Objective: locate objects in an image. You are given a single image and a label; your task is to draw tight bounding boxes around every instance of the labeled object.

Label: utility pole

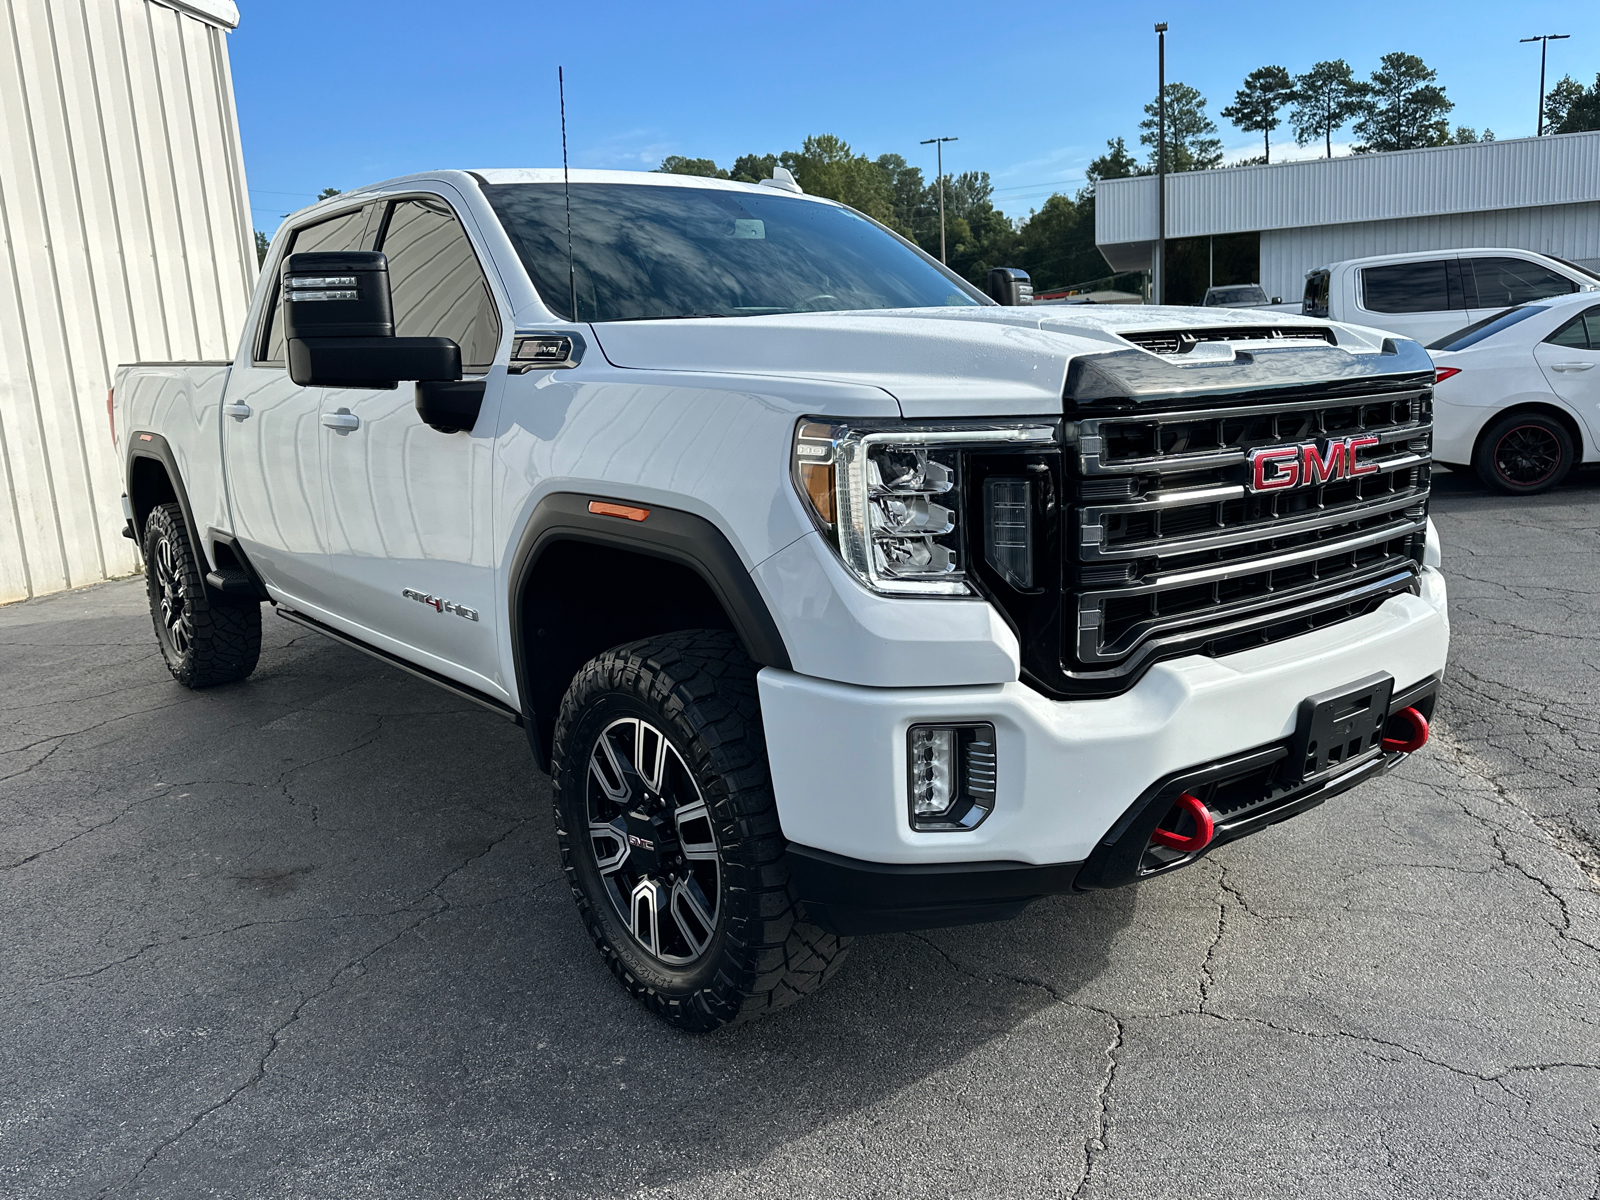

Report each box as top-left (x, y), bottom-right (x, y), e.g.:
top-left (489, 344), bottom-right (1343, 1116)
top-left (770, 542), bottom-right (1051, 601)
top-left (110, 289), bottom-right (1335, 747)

top-left (1520, 34), bottom-right (1570, 135)
top-left (920, 136), bottom-right (958, 263)
top-left (1154, 23), bottom-right (1167, 305)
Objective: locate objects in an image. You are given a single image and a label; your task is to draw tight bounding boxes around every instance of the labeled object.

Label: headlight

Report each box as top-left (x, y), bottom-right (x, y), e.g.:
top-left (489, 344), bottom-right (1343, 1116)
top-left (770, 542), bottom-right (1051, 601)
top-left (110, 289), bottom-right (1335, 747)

top-left (792, 419), bottom-right (1056, 597)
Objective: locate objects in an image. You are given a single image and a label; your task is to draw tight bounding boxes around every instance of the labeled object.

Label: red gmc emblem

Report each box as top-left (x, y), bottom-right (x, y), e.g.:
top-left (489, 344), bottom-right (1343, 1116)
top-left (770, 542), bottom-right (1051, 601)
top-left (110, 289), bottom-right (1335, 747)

top-left (1247, 436), bottom-right (1381, 492)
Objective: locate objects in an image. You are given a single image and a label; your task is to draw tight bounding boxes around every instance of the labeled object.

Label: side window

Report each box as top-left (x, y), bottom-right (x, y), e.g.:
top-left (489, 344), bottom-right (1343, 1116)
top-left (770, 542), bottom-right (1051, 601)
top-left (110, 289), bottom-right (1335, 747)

top-left (378, 198), bottom-right (501, 373)
top-left (1470, 258), bottom-right (1578, 309)
top-left (1546, 306), bottom-right (1600, 350)
top-left (257, 206), bottom-right (372, 363)
top-left (1360, 260), bottom-right (1467, 314)
top-left (1546, 314), bottom-right (1591, 349)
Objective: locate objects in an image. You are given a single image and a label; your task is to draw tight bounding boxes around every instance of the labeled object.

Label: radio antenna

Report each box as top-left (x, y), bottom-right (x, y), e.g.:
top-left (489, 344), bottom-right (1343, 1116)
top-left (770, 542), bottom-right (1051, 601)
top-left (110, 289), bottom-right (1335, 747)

top-left (559, 66), bottom-right (576, 321)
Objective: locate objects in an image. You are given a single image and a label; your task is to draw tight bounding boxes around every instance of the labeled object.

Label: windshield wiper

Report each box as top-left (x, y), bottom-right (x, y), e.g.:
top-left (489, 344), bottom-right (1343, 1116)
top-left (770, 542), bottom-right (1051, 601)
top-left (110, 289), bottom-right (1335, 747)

top-left (597, 312), bottom-right (739, 323)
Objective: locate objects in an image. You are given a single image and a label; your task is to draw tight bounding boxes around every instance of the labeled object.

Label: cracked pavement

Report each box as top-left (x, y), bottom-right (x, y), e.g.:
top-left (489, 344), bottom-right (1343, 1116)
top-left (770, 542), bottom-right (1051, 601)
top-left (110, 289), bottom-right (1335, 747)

top-left (3, 466), bottom-right (1599, 1199)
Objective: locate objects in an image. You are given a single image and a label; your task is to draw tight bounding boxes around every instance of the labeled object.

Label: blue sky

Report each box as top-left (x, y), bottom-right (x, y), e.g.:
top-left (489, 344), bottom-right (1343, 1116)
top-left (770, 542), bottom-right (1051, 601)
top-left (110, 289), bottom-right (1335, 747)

top-left (232, 0), bottom-right (1598, 234)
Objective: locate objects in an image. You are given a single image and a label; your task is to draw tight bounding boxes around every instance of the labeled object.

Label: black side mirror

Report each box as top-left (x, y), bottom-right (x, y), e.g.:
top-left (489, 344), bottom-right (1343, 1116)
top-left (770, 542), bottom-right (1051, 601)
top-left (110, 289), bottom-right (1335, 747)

top-left (283, 251), bottom-right (461, 389)
top-left (987, 267), bottom-right (1033, 306)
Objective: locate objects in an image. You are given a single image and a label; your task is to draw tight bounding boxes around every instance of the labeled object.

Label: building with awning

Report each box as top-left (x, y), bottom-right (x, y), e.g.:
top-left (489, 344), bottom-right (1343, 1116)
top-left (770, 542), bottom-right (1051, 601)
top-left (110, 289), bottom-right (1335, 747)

top-left (1094, 131), bottom-right (1600, 308)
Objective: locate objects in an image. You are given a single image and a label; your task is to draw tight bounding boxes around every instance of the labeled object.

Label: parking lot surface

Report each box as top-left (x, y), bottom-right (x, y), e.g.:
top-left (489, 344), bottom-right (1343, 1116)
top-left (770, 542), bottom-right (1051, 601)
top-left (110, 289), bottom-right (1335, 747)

top-left (3, 468), bottom-right (1598, 1199)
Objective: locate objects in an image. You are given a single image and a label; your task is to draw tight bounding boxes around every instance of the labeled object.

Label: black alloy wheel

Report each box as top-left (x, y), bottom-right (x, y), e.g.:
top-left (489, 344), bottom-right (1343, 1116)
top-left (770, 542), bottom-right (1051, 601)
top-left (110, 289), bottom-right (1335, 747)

top-left (142, 502), bottom-right (262, 688)
top-left (1474, 412), bottom-right (1575, 496)
top-left (550, 631), bottom-right (851, 1030)
top-left (586, 716), bottom-right (721, 964)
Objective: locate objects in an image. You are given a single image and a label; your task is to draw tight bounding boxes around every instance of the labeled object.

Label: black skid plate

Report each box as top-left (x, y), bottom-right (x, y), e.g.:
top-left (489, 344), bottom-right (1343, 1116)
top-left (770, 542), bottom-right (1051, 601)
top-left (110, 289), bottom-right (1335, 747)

top-left (1286, 671), bottom-right (1394, 784)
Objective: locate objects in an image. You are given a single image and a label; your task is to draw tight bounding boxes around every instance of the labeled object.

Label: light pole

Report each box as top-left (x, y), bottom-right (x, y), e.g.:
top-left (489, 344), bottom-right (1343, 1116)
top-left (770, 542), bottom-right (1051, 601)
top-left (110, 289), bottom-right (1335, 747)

top-left (1154, 22), bottom-right (1167, 305)
top-left (1520, 34), bottom-right (1570, 135)
top-left (920, 136), bottom-right (958, 263)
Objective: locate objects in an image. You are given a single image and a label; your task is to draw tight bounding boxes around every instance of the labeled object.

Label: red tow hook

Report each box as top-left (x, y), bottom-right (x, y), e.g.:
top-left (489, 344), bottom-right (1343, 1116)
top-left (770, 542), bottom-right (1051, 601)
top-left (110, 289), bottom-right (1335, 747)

top-left (1149, 791), bottom-right (1215, 854)
top-left (1382, 706), bottom-right (1430, 754)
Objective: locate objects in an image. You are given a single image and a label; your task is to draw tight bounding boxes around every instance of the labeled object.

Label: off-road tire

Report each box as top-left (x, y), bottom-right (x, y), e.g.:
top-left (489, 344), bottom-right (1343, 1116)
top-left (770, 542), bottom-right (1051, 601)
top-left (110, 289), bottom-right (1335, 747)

top-left (143, 502), bottom-right (261, 688)
top-left (1474, 412), bottom-right (1575, 495)
top-left (551, 630), bottom-right (851, 1031)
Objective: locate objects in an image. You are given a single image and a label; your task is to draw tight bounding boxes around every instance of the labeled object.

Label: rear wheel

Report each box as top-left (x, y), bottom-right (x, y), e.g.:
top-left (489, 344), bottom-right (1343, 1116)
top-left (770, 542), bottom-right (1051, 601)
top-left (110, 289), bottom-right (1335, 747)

top-left (143, 502), bottom-right (261, 688)
top-left (551, 630), bottom-right (850, 1030)
top-left (1474, 412), bottom-right (1575, 495)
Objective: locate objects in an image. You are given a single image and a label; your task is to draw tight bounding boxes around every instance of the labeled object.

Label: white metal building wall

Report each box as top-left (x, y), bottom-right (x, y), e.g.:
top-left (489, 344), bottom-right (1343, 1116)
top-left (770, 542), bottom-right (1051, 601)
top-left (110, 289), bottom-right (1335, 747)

top-left (1258, 201), bottom-right (1600, 305)
top-left (0, 0), bottom-right (252, 603)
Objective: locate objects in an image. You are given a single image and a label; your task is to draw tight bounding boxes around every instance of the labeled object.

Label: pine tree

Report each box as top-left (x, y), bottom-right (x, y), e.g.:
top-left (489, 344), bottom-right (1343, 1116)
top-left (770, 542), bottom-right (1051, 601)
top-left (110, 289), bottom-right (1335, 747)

top-left (1290, 60), bottom-right (1369, 158)
top-left (1221, 66), bottom-right (1295, 162)
top-left (1353, 52), bottom-right (1454, 152)
top-left (1139, 83), bottom-right (1223, 171)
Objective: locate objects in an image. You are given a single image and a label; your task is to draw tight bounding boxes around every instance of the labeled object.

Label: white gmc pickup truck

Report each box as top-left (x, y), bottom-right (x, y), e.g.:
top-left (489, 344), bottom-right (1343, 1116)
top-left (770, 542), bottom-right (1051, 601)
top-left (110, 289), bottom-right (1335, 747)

top-left (113, 168), bottom-right (1449, 1030)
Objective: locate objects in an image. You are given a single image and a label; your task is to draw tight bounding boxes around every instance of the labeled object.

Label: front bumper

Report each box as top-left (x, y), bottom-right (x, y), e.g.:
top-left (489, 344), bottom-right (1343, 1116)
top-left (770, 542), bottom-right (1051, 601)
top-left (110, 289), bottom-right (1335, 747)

top-left (762, 567), bottom-right (1449, 925)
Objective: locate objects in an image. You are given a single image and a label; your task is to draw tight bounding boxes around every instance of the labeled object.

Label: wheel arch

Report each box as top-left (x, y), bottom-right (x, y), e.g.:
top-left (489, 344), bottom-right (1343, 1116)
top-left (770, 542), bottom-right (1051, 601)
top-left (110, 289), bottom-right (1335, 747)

top-left (507, 493), bottom-right (792, 772)
top-left (126, 433), bottom-right (205, 566)
top-left (1470, 401), bottom-right (1587, 466)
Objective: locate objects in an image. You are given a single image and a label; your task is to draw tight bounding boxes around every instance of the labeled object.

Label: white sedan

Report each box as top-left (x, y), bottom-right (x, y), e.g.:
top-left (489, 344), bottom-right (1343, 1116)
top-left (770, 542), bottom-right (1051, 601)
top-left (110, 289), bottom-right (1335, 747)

top-left (1430, 290), bottom-right (1600, 494)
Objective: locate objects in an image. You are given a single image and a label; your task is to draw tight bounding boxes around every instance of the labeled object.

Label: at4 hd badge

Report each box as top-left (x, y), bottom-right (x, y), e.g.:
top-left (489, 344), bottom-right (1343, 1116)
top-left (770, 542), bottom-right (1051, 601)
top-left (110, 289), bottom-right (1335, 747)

top-left (1247, 435), bottom-right (1381, 492)
top-left (402, 588), bottom-right (479, 621)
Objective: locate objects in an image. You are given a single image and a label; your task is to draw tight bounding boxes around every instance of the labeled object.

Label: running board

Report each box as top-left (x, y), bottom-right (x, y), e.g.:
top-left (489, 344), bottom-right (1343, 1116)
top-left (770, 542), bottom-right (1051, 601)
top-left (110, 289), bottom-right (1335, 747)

top-left (276, 607), bottom-right (523, 725)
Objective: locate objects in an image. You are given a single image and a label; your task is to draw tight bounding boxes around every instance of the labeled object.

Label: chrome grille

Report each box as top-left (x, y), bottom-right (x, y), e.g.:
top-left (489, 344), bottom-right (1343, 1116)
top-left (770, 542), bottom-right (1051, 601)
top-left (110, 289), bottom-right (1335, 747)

top-left (1067, 388), bottom-right (1431, 668)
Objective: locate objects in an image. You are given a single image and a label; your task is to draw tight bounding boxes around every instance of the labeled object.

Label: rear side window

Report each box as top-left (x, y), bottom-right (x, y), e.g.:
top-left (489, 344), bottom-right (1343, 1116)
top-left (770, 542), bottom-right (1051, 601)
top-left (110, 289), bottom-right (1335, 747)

top-left (1303, 269), bottom-right (1330, 318)
top-left (1545, 306), bottom-right (1600, 350)
top-left (1361, 260), bottom-right (1468, 314)
top-left (379, 198), bottom-right (501, 373)
top-left (258, 206), bottom-right (372, 363)
top-left (1469, 257), bottom-right (1578, 309)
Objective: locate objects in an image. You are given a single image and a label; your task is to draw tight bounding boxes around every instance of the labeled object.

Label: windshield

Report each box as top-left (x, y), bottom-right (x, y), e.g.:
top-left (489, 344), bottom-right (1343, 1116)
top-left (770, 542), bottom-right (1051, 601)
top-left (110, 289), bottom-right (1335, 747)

top-left (482, 182), bottom-right (985, 322)
top-left (1427, 305), bottom-right (1548, 351)
top-left (1205, 286), bottom-right (1267, 305)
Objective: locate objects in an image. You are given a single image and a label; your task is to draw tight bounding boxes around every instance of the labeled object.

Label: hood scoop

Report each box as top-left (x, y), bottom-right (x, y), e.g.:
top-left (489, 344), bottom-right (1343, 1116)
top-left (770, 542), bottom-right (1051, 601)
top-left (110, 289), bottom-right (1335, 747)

top-left (1122, 326), bottom-right (1336, 356)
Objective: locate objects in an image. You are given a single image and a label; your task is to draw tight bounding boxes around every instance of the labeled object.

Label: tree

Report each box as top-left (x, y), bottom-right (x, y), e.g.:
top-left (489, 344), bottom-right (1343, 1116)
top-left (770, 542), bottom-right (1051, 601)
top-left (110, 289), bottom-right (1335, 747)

top-left (1086, 137), bottom-right (1141, 181)
top-left (1221, 66), bottom-right (1295, 162)
top-left (1545, 73), bottom-right (1600, 134)
top-left (254, 229), bottom-right (269, 266)
top-left (728, 153), bottom-right (778, 183)
top-left (1290, 60), bottom-right (1369, 158)
top-left (655, 156), bottom-right (727, 178)
top-left (874, 153), bottom-right (930, 240)
top-left (316, 187), bottom-right (342, 200)
top-left (780, 135), bottom-right (898, 227)
top-left (1354, 52), bottom-right (1453, 152)
top-left (1139, 82), bottom-right (1223, 171)
top-left (1450, 126), bottom-right (1493, 144)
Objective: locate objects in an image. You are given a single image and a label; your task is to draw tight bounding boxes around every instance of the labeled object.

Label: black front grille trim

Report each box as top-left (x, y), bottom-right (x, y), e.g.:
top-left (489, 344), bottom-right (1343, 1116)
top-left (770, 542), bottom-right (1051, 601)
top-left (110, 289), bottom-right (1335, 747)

top-left (1120, 326), bottom-right (1337, 356)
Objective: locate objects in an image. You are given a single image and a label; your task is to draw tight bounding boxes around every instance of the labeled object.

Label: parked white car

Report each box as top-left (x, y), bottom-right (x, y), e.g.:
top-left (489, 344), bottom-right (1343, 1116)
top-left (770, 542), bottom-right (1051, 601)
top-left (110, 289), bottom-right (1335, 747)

top-left (1430, 291), bottom-right (1600, 493)
top-left (1303, 248), bottom-right (1600, 347)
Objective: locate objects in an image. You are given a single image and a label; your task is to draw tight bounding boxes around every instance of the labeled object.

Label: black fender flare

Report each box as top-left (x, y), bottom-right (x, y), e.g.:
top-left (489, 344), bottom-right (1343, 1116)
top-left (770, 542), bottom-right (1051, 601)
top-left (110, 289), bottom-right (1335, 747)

top-left (507, 492), bottom-right (792, 769)
top-left (126, 432), bottom-right (207, 570)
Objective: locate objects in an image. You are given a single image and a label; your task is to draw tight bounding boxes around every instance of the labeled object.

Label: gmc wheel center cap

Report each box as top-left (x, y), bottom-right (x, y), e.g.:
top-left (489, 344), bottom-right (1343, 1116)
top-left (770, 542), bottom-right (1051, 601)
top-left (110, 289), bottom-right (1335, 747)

top-left (623, 800), bottom-right (678, 873)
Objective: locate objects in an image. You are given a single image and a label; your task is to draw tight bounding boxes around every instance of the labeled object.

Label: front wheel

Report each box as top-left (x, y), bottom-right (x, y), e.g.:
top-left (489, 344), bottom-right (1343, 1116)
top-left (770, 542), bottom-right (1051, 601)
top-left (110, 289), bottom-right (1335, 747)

top-left (551, 631), bottom-right (850, 1030)
top-left (143, 503), bottom-right (261, 688)
top-left (1473, 412), bottom-right (1575, 495)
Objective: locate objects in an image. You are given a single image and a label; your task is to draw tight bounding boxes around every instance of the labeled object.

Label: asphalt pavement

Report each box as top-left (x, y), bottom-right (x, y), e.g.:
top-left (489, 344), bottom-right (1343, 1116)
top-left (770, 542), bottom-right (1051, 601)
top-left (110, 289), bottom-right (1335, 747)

top-left (3, 466), bottom-right (1598, 1199)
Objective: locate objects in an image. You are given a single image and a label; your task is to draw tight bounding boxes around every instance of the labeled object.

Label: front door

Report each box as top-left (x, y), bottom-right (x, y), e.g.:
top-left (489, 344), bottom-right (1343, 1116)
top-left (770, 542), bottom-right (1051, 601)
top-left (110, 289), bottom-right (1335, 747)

top-left (319, 195), bottom-right (507, 697)
top-left (225, 205), bottom-right (373, 607)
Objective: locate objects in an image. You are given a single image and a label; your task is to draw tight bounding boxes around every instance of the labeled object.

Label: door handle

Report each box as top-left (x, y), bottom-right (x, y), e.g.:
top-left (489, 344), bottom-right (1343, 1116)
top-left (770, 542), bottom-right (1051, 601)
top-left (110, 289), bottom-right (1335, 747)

top-left (222, 402), bottom-right (252, 420)
top-left (1551, 362), bottom-right (1595, 372)
top-left (321, 408), bottom-right (361, 431)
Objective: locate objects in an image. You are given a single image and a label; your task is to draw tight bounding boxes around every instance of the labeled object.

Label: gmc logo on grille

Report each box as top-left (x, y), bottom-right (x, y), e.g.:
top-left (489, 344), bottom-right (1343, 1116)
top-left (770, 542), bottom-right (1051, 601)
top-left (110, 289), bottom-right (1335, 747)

top-left (1247, 436), bottom-right (1381, 492)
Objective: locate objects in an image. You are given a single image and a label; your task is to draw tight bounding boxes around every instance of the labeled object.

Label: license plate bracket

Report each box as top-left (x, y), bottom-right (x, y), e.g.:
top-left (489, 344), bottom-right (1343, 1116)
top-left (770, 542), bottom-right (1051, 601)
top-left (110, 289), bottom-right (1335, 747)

top-left (1285, 671), bottom-right (1394, 784)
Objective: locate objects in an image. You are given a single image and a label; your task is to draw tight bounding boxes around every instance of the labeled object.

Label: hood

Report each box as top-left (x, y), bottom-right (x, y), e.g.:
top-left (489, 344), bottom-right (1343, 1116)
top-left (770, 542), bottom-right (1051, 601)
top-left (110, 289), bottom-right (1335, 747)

top-left (589, 308), bottom-right (1127, 418)
top-left (586, 305), bottom-right (1397, 418)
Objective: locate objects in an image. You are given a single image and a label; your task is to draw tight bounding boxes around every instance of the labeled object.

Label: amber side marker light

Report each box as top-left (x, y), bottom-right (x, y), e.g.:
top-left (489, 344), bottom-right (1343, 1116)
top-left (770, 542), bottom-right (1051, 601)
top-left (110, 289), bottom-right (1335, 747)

top-left (588, 500), bottom-right (650, 522)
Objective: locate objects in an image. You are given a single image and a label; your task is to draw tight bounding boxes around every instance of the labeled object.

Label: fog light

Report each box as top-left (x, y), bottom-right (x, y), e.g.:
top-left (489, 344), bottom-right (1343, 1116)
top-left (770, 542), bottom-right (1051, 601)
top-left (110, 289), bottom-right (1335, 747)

top-left (907, 723), bottom-right (996, 831)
